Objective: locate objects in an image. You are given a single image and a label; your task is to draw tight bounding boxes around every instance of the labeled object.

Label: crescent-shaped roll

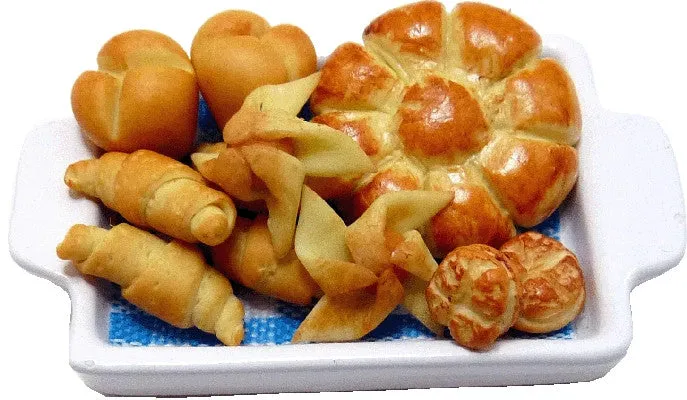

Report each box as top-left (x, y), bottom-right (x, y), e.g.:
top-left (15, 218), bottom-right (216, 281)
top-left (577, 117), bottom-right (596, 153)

top-left (56, 223), bottom-right (244, 346)
top-left (211, 216), bottom-right (319, 306)
top-left (65, 149), bottom-right (236, 246)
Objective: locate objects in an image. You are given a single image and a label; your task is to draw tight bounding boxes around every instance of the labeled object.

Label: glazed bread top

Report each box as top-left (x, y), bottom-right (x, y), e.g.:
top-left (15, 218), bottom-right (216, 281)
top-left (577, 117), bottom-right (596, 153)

top-left (71, 30), bottom-right (199, 159)
top-left (311, 1), bottom-right (581, 257)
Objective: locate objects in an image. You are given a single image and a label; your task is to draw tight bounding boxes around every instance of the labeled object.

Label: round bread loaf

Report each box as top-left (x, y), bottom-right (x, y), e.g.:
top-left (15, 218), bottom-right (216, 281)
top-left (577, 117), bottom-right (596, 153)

top-left (71, 30), bottom-right (199, 159)
top-left (191, 10), bottom-right (318, 130)
top-left (425, 244), bottom-right (521, 350)
top-left (310, 1), bottom-right (581, 257)
top-left (500, 232), bottom-right (585, 333)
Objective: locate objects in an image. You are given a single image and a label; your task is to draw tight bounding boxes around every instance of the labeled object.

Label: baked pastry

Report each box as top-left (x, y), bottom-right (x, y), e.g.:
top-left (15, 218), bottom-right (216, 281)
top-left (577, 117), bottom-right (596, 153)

top-left (310, 1), bottom-right (581, 257)
top-left (292, 186), bottom-right (452, 342)
top-left (426, 244), bottom-right (522, 350)
top-left (65, 150), bottom-right (236, 246)
top-left (500, 232), bottom-right (585, 333)
top-left (212, 215), bottom-right (320, 306)
top-left (56, 223), bottom-right (244, 346)
top-left (191, 10), bottom-right (317, 129)
top-left (71, 30), bottom-right (198, 159)
top-left (192, 74), bottom-right (372, 257)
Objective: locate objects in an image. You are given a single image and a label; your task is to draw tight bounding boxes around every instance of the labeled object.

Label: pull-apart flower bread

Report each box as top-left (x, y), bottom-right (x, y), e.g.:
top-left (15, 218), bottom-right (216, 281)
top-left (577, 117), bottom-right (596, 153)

top-left (191, 74), bottom-right (373, 259)
top-left (292, 186), bottom-right (453, 342)
top-left (311, 1), bottom-right (581, 257)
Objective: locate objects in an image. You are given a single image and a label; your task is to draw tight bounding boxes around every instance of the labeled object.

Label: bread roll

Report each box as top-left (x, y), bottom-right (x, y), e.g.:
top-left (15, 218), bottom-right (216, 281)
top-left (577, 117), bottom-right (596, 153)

top-left (310, 1), bottom-right (581, 257)
top-left (191, 10), bottom-right (317, 129)
top-left (71, 30), bottom-right (198, 159)
top-left (425, 244), bottom-right (522, 350)
top-left (64, 150), bottom-right (236, 246)
top-left (57, 223), bottom-right (244, 346)
top-left (500, 232), bottom-right (586, 333)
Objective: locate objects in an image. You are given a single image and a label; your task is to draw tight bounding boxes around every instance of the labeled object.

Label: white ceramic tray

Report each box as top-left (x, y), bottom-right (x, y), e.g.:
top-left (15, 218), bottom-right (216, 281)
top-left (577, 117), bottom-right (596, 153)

top-left (8, 36), bottom-right (686, 396)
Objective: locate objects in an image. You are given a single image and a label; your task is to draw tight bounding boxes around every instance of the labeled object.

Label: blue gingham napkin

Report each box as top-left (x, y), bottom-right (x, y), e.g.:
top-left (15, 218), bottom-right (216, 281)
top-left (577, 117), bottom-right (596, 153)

top-left (108, 99), bottom-right (574, 347)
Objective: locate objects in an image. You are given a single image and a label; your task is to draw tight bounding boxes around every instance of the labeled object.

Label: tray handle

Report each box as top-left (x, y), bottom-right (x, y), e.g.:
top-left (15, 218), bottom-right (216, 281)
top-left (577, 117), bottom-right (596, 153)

top-left (583, 111), bottom-right (686, 289)
top-left (9, 120), bottom-right (102, 291)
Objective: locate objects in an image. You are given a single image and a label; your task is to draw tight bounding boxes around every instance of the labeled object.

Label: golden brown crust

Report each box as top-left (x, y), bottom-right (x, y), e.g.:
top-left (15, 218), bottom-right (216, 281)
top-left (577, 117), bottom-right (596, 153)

top-left (56, 223), bottom-right (244, 345)
top-left (64, 150), bottom-right (236, 246)
top-left (479, 135), bottom-right (578, 227)
top-left (426, 168), bottom-right (516, 256)
top-left (191, 10), bottom-right (317, 129)
top-left (364, 1), bottom-right (444, 60)
top-left (425, 244), bottom-right (521, 350)
top-left (313, 2), bottom-right (579, 254)
top-left (71, 30), bottom-right (198, 159)
top-left (451, 2), bottom-right (541, 79)
top-left (212, 216), bottom-right (318, 305)
top-left (500, 232), bottom-right (585, 333)
top-left (398, 75), bottom-right (490, 159)
top-left (310, 43), bottom-right (404, 114)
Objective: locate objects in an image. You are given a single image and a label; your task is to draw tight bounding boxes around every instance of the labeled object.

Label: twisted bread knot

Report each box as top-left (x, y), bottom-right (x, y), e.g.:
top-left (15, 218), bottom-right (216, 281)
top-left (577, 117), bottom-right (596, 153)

top-left (311, 1), bottom-right (581, 257)
top-left (71, 30), bottom-right (198, 159)
top-left (191, 10), bottom-right (318, 129)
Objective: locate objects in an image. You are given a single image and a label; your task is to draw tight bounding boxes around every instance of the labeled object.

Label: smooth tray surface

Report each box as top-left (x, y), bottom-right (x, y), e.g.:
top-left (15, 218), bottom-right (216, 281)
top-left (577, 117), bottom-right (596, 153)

top-left (9, 36), bottom-right (686, 396)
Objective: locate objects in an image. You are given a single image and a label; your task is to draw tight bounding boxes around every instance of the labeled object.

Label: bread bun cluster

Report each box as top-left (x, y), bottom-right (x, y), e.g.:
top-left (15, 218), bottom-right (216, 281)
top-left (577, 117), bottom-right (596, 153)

top-left (71, 12), bottom-right (317, 159)
top-left (426, 231), bottom-right (586, 350)
top-left (310, 1), bottom-right (581, 257)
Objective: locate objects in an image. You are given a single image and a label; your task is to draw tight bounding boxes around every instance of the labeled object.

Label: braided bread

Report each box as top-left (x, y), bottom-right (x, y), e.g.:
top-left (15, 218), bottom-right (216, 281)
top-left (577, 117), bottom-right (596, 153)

top-left (310, 1), bottom-right (580, 257)
top-left (71, 30), bottom-right (198, 159)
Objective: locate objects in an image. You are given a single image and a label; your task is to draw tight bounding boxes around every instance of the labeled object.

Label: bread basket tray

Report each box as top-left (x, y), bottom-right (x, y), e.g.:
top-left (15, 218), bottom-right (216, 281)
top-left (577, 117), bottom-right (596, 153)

top-left (8, 35), bottom-right (686, 396)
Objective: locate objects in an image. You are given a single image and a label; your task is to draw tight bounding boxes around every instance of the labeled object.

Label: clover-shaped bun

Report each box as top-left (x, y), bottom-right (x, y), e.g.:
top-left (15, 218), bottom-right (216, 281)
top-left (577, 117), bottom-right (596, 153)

top-left (311, 1), bottom-right (581, 257)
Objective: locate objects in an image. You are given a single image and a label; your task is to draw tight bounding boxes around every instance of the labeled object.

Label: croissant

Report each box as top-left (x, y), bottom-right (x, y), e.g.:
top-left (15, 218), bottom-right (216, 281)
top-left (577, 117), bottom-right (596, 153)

top-left (65, 149), bottom-right (237, 246)
top-left (310, 1), bottom-right (580, 257)
top-left (56, 223), bottom-right (244, 346)
top-left (211, 215), bottom-right (320, 306)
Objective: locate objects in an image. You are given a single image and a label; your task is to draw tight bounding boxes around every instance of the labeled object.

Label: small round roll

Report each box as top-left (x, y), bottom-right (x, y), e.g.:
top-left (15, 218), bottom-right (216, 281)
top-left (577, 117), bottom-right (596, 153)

top-left (71, 30), bottom-right (198, 159)
top-left (191, 10), bottom-right (317, 129)
top-left (500, 232), bottom-right (585, 333)
top-left (426, 244), bottom-right (521, 350)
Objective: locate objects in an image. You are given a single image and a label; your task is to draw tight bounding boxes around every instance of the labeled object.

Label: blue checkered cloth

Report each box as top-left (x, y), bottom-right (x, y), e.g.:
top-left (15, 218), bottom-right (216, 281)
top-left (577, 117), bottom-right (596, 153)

top-left (108, 98), bottom-right (574, 347)
top-left (109, 210), bottom-right (572, 347)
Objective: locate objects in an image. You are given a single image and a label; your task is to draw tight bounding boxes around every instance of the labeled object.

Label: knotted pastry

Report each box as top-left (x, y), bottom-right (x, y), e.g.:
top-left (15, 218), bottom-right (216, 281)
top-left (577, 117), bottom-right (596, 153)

top-left (192, 74), bottom-right (372, 258)
top-left (425, 244), bottom-right (522, 350)
top-left (71, 30), bottom-right (198, 159)
top-left (56, 223), bottom-right (244, 346)
top-left (291, 186), bottom-right (452, 342)
top-left (310, 1), bottom-right (581, 257)
top-left (65, 149), bottom-right (236, 246)
top-left (191, 10), bottom-right (317, 129)
top-left (500, 232), bottom-right (585, 333)
top-left (212, 215), bottom-right (320, 306)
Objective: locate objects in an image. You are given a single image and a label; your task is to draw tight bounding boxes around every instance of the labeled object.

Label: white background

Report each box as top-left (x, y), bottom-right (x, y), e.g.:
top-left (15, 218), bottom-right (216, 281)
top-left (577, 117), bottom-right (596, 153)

top-left (1, 0), bottom-right (686, 398)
